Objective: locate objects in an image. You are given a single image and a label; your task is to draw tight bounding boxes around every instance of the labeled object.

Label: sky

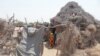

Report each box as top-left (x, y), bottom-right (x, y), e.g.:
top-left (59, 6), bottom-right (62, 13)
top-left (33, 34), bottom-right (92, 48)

top-left (0, 0), bottom-right (100, 23)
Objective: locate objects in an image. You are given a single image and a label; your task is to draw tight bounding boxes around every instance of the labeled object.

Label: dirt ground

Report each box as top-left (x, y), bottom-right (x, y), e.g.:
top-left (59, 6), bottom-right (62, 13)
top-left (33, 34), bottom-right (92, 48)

top-left (42, 43), bottom-right (100, 56)
top-left (42, 43), bottom-right (57, 56)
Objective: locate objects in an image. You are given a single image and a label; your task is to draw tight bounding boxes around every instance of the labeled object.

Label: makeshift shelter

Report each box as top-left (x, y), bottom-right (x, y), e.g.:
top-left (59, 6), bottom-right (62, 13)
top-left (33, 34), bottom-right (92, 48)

top-left (50, 1), bottom-right (100, 56)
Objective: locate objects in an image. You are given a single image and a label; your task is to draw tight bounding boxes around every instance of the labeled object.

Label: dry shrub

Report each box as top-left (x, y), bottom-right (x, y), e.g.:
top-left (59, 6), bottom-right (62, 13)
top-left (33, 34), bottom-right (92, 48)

top-left (57, 22), bottom-right (81, 56)
top-left (72, 43), bottom-right (100, 56)
top-left (0, 19), bottom-right (6, 32)
top-left (80, 24), bottom-right (97, 49)
top-left (86, 43), bottom-right (100, 56)
top-left (56, 22), bottom-right (99, 56)
top-left (0, 19), bottom-right (16, 55)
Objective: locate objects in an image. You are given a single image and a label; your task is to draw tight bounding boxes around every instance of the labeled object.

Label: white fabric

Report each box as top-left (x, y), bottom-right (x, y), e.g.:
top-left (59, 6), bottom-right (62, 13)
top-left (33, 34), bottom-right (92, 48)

top-left (28, 27), bottom-right (38, 34)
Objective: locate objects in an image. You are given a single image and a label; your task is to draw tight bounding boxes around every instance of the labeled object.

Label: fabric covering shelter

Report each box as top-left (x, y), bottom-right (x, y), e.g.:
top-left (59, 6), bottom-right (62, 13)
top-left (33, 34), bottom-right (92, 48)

top-left (16, 26), bottom-right (46, 56)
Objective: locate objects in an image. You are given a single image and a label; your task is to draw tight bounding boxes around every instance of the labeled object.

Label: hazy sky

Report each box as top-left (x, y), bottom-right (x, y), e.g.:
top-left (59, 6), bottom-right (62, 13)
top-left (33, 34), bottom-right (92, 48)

top-left (0, 0), bottom-right (100, 23)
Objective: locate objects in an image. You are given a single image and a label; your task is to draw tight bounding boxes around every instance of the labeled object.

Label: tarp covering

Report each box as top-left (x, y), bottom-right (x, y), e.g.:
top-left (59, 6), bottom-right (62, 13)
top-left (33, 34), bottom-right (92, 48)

top-left (16, 26), bottom-right (45, 56)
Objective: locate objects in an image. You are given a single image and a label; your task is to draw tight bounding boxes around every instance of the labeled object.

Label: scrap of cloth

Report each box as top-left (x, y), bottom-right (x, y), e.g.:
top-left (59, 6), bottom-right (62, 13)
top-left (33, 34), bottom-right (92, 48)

top-left (16, 26), bottom-right (46, 56)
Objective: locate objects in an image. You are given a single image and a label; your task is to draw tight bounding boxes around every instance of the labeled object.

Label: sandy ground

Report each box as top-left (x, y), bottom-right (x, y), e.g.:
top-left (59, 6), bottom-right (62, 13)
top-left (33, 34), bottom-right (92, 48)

top-left (42, 43), bottom-right (57, 56)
